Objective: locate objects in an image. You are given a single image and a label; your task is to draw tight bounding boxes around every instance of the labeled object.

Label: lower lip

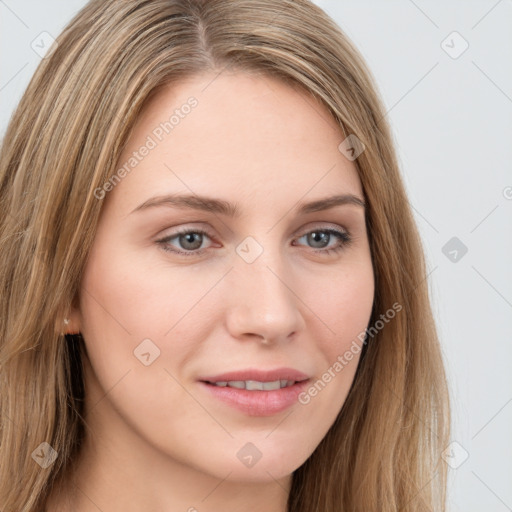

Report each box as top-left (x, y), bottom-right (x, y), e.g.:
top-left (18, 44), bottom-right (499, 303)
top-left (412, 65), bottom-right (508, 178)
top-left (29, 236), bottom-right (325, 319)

top-left (198, 380), bottom-right (310, 416)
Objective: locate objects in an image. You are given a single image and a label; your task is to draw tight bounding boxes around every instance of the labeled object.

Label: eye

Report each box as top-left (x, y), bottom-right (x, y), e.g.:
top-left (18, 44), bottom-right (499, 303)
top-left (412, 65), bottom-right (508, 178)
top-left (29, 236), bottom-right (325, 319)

top-left (156, 228), bottom-right (214, 256)
top-left (293, 228), bottom-right (352, 255)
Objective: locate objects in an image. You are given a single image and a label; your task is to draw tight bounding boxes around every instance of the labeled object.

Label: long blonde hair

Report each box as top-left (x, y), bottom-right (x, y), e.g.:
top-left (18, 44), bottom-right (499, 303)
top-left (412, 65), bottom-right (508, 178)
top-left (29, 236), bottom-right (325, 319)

top-left (0, 0), bottom-right (450, 510)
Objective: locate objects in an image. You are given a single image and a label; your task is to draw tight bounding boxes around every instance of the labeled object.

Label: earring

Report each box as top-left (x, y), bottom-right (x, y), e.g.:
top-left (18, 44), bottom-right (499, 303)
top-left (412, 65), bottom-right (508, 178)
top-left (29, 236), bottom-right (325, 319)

top-left (62, 317), bottom-right (79, 336)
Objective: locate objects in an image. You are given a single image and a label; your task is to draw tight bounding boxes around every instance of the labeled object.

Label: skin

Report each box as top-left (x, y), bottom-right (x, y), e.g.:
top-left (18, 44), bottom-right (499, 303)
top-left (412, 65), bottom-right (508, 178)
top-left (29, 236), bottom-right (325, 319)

top-left (50, 71), bottom-right (375, 512)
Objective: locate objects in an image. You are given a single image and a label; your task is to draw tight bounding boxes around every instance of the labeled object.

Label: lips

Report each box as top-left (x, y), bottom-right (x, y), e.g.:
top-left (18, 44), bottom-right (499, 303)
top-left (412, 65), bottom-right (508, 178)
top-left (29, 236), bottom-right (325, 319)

top-left (198, 367), bottom-right (311, 416)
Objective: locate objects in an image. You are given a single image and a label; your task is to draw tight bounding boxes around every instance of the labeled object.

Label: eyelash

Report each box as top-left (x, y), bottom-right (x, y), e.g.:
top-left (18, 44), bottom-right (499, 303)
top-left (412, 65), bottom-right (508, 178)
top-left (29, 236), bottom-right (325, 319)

top-left (156, 226), bottom-right (353, 257)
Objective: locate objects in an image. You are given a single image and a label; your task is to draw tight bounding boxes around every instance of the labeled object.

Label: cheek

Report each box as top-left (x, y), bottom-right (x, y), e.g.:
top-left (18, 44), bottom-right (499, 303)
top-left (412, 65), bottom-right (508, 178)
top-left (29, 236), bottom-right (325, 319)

top-left (79, 235), bottom-right (219, 340)
top-left (309, 258), bottom-right (375, 354)
top-left (76, 238), bottom-right (214, 434)
top-left (76, 236), bottom-right (226, 408)
top-left (294, 258), bottom-right (374, 406)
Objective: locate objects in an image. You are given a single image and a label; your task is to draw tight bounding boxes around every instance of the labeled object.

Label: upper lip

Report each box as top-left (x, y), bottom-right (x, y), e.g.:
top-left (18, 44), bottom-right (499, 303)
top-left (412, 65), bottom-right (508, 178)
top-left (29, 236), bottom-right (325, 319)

top-left (199, 367), bottom-right (310, 383)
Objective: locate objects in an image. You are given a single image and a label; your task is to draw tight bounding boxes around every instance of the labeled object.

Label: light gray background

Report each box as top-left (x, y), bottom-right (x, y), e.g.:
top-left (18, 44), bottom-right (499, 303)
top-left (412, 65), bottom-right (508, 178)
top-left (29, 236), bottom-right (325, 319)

top-left (1, 1), bottom-right (511, 510)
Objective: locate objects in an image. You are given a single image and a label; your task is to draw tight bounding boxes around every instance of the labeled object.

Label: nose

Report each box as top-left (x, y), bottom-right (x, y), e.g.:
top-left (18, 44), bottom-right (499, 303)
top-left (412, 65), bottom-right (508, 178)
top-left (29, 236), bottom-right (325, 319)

top-left (224, 249), bottom-right (305, 345)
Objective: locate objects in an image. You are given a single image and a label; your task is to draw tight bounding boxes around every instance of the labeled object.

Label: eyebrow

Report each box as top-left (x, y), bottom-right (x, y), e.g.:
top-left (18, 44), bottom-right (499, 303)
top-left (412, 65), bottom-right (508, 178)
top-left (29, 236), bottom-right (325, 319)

top-left (130, 192), bottom-right (366, 216)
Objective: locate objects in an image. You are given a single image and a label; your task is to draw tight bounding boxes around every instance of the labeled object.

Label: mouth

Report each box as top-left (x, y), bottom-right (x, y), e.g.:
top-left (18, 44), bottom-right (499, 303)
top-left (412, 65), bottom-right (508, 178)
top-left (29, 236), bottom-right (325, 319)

top-left (197, 368), bottom-right (311, 416)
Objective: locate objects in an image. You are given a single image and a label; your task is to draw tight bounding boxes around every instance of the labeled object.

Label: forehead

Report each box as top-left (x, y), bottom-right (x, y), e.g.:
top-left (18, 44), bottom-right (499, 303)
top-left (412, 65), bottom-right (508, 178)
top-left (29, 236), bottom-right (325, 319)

top-left (109, 71), bottom-right (363, 212)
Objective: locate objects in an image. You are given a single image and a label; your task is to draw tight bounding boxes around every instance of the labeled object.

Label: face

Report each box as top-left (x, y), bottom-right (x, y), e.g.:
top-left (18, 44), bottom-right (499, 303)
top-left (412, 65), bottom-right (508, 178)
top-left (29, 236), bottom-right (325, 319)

top-left (70, 71), bottom-right (374, 483)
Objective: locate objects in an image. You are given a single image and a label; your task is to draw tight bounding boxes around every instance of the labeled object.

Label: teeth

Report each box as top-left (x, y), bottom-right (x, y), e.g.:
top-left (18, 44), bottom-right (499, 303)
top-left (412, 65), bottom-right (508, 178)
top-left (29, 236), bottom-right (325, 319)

top-left (246, 380), bottom-right (265, 390)
top-left (262, 381), bottom-right (281, 391)
top-left (227, 380), bottom-right (245, 389)
top-left (211, 380), bottom-right (296, 390)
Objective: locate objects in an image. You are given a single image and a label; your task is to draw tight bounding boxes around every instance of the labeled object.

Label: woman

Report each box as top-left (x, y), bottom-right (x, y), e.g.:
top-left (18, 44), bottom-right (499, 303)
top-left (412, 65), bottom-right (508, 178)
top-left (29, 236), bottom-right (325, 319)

top-left (0, 0), bottom-right (450, 510)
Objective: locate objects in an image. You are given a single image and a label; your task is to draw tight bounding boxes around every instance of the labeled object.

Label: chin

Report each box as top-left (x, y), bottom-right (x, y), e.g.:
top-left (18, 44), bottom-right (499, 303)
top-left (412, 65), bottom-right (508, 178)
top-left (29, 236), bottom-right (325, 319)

top-left (216, 443), bottom-right (310, 483)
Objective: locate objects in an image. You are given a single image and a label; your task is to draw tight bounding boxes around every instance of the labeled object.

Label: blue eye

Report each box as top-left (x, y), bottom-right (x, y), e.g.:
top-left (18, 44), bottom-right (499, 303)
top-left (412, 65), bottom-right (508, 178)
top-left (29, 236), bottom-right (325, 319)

top-left (293, 228), bottom-right (352, 255)
top-left (156, 227), bottom-right (352, 257)
top-left (157, 229), bottom-right (212, 256)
